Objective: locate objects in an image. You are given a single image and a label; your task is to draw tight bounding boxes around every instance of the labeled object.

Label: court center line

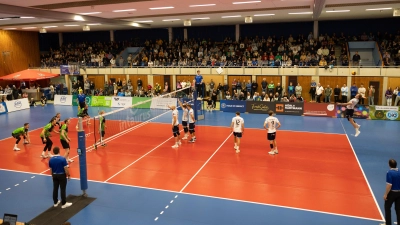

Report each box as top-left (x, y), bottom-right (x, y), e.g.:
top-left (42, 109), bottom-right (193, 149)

top-left (179, 132), bottom-right (233, 193)
top-left (339, 118), bottom-right (385, 221)
top-left (103, 130), bottom-right (184, 183)
top-left (0, 168), bottom-right (383, 222)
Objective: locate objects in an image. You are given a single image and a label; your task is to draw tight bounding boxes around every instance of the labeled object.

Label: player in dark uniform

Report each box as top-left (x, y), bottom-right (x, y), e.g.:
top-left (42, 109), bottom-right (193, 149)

top-left (50, 113), bottom-right (62, 130)
top-left (96, 110), bottom-right (107, 147)
top-left (60, 119), bottom-right (73, 163)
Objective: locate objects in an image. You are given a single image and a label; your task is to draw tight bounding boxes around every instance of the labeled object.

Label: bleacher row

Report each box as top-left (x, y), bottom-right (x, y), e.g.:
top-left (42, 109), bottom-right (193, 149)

top-left (39, 31), bottom-right (400, 68)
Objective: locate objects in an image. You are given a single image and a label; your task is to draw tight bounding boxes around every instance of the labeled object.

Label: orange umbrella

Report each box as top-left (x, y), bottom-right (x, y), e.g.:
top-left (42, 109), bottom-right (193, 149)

top-left (0, 69), bottom-right (59, 81)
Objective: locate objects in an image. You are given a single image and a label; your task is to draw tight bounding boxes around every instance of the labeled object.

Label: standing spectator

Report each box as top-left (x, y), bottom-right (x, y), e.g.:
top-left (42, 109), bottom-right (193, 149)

top-left (41, 93), bottom-right (47, 106)
top-left (84, 80), bottom-right (90, 95)
top-left (309, 80), bottom-right (317, 102)
top-left (276, 83), bottom-right (283, 99)
top-left (288, 82), bottom-right (295, 97)
top-left (386, 87), bottom-right (393, 106)
top-left (334, 85), bottom-right (341, 103)
top-left (350, 83), bottom-right (358, 99)
top-left (137, 78), bottom-right (143, 91)
top-left (205, 82), bottom-right (210, 97)
top-left (341, 84), bottom-right (348, 103)
top-left (117, 78), bottom-right (122, 93)
top-left (210, 79), bottom-right (215, 95)
top-left (261, 78), bottom-right (267, 93)
top-left (246, 80), bottom-right (251, 96)
top-left (164, 82), bottom-right (169, 93)
top-left (315, 83), bottom-right (324, 103)
top-left (352, 51), bottom-right (361, 66)
top-left (176, 80), bottom-right (182, 90)
top-left (12, 85), bottom-right (19, 100)
top-left (251, 80), bottom-right (258, 97)
top-left (267, 81), bottom-right (275, 95)
top-left (358, 84), bottom-right (366, 105)
top-left (295, 83), bottom-right (302, 98)
top-left (217, 83), bottom-right (223, 100)
top-left (5, 85), bottom-right (12, 101)
top-left (118, 56), bottom-right (124, 67)
top-left (368, 85), bottom-right (375, 105)
top-left (324, 85), bottom-right (332, 103)
top-left (50, 84), bottom-right (55, 100)
top-left (393, 87), bottom-right (399, 106)
top-left (49, 147), bottom-right (72, 209)
top-left (383, 159), bottom-right (400, 225)
top-left (90, 81), bottom-right (95, 96)
top-left (236, 80), bottom-right (242, 95)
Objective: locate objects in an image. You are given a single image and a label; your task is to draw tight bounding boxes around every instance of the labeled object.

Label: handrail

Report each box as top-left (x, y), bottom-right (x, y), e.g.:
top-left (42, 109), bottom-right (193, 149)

top-left (347, 42), bottom-right (351, 68)
top-left (376, 41), bottom-right (384, 66)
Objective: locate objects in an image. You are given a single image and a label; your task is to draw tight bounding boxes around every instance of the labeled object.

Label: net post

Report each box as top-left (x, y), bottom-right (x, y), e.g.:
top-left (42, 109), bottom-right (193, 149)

top-left (77, 117), bottom-right (88, 197)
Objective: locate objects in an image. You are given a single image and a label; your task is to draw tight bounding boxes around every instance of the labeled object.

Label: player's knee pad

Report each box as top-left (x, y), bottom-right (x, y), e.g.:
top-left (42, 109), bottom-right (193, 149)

top-left (184, 127), bottom-right (188, 133)
top-left (173, 133), bottom-right (178, 137)
top-left (346, 116), bottom-right (350, 121)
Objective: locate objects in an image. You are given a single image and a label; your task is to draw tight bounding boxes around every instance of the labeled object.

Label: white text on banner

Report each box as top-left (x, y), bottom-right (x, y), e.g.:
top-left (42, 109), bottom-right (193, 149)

top-left (6, 98), bottom-right (30, 112)
top-left (111, 97), bottom-right (133, 108)
top-left (54, 95), bottom-right (73, 106)
top-left (150, 98), bottom-right (177, 109)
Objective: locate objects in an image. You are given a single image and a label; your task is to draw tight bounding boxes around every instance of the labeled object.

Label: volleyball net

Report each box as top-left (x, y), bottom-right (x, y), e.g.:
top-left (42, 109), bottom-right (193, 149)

top-left (88, 87), bottom-right (196, 149)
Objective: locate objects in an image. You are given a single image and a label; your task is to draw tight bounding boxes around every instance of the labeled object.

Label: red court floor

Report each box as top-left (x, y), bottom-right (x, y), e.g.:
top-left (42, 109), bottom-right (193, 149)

top-left (0, 122), bottom-right (381, 220)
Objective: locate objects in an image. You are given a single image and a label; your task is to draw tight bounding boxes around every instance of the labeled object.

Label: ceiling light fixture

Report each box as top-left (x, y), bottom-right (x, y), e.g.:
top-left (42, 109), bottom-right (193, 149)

top-left (83, 25), bottom-right (90, 31)
top-left (20, 17), bottom-right (35, 19)
top-left (254, 14), bottom-right (275, 16)
top-left (162, 19), bottom-right (180, 21)
top-left (326, 10), bottom-right (350, 13)
top-left (78, 12), bottom-right (102, 15)
top-left (134, 20), bottom-right (153, 23)
top-left (64, 25), bottom-right (80, 27)
top-left (221, 15), bottom-right (242, 18)
top-left (184, 20), bottom-right (191, 26)
top-left (43, 26), bottom-right (58, 28)
top-left (39, 28), bottom-right (47, 33)
top-left (74, 15), bottom-right (84, 21)
top-left (366, 8), bottom-right (392, 11)
top-left (189, 4), bottom-right (216, 7)
top-left (87, 23), bottom-right (101, 26)
top-left (22, 27), bottom-right (37, 29)
top-left (191, 17), bottom-right (210, 20)
top-left (112, 9), bottom-right (136, 12)
top-left (288, 12), bottom-right (313, 14)
top-left (245, 16), bottom-right (253, 23)
top-left (233, 1), bottom-right (261, 4)
top-left (150, 6), bottom-right (174, 10)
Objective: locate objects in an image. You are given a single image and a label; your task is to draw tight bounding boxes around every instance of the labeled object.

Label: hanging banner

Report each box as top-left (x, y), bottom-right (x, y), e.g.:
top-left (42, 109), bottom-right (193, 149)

top-left (91, 96), bottom-right (112, 107)
top-left (369, 106), bottom-right (400, 121)
top-left (336, 105), bottom-right (369, 119)
top-left (303, 102), bottom-right (336, 117)
top-left (246, 102), bottom-right (303, 115)
top-left (54, 95), bottom-right (73, 106)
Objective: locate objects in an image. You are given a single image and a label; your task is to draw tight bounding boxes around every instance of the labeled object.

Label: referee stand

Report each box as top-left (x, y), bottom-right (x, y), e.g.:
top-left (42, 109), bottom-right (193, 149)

top-left (193, 90), bottom-right (204, 121)
top-left (77, 117), bottom-right (88, 197)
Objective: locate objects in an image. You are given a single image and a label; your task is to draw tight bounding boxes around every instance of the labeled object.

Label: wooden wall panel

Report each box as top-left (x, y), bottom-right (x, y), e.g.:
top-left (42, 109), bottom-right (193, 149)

top-left (129, 75), bottom-right (148, 90)
top-left (0, 31), bottom-right (40, 87)
top-left (153, 75), bottom-right (165, 88)
top-left (296, 76), bottom-right (312, 102)
top-left (319, 76), bottom-right (347, 102)
top-left (87, 75), bottom-right (105, 90)
top-left (202, 75), bottom-right (224, 87)
top-left (351, 76), bottom-right (383, 105)
top-left (255, 76), bottom-right (282, 94)
top-left (107, 75), bottom-right (127, 85)
top-left (176, 75), bottom-right (195, 84)
top-left (388, 77), bottom-right (400, 90)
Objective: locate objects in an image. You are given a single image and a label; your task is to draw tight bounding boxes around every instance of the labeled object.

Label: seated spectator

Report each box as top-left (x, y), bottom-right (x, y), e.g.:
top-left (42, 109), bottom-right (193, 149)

top-left (29, 98), bottom-right (36, 106)
top-left (383, 52), bottom-right (391, 66)
top-left (225, 91), bottom-right (231, 100)
top-left (125, 90), bottom-right (131, 97)
top-left (22, 92), bottom-right (28, 98)
top-left (40, 93), bottom-right (47, 105)
top-left (341, 54), bottom-right (349, 66)
top-left (289, 94), bottom-right (297, 102)
top-left (117, 91), bottom-right (125, 96)
top-left (319, 58), bottom-right (327, 67)
top-left (297, 95), bottom-right (304, 102)
top-left (263, 93), bottom-right (273, 102)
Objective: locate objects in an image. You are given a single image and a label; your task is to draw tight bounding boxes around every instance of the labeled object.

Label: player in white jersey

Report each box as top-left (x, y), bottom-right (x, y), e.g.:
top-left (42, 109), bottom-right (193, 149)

top-left (263, 110), bottom-right (281, 155)
top-left (187, 104), bottom-right (196, 143)
top-left (167, 105), bottom-right (181, 148)
top-left (178, 99), bottom-right (189, 140)
top-left (231, 112), bottom-right (244, 153)
top-left (337, 94), bottom-right (361, 137)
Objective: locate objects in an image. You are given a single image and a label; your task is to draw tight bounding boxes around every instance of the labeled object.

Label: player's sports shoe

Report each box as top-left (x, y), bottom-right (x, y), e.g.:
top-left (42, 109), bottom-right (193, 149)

top-left (172, 144), bottom-right (179, 148)
top-left (357, 124), bottom-right (361, 129)
top-left (234, 146), bottom-right (238, 150)
top-left (182, 136), bottom-right (188, 140)
top-left (188, 139), bottom-right (195, 143)
top-left (235, 149), bottom-right (240, 153)
top-left (178, 141), bottom-right (182, 146)
top-left (268, 150), bottom-right (275, 155)
top-left (54, 200), bottom-right (61, 207)
top-left (355, 130), bottom-right (361, 137)
top-left (61, 202), bottom-right (72, 209)
top-left (48, 153), bottom-right (54, 158)
top-left (41, 153), bottom-right (48, 158)
top-left (274, 150), bottom-right (279, 154)
top-left (13, 147), bottom-right (20, 151)
top-left (24, 140), bottom-right (29, 144)
top-left (68, 159), bottom-right (74, 163)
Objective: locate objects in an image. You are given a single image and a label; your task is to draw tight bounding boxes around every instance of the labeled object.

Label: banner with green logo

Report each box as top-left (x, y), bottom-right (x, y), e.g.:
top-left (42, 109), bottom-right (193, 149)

top-left (72, 95), bottom-right (92, 106)
top-left (132, 97), bottom-right (151, 108)
top-left (369, 106), bottom-right (400, 121)
top-left (91, 96), bottom-right (112, 107)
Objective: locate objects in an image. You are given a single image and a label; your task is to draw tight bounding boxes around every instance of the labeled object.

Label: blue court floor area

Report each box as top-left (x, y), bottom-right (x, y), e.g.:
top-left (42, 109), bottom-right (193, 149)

top-left (0, 104), bottom-right (399, 225)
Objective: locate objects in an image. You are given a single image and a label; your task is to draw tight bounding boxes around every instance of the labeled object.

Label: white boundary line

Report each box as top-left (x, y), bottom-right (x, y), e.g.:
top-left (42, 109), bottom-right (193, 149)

top-left (180, 133), bottom-right (232, 192)
top-left (0, 167), bottom-right (384, 222)
top-left (103, 134), bottom-right (177, 182)
top-left (339, 118), bottom-right (385, 221)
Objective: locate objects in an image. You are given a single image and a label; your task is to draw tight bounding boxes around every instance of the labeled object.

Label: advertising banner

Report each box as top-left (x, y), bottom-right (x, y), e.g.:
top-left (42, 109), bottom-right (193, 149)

top-left (303, 103), bottom-right (336, 117)
top-left (5, 98), bottom-right (30, 113)
top-left (150, 97), bottom-right (177, 109)
top-left (54, 95), bottom-right (73, 106)
top-left (220, 100), bottom-right (246, 113)
top-left (60, 64), bottom-right (80, 75)
top-left (72, 95), bottom-right (92, 107)
top-left (336, 105), bottom-right (369, 119)
top-left (91, 96), bottom-right (112, 107)
top-left (111, 97), bottom-right (133, 108)
top-left (132, 97), bottom-right (151, 108)
top-left (246, 102), bottom-right (303, 115)
top-left (0, 102), bottom-right (7, 114)
top-left (369, 106), bottom-right (400, 121)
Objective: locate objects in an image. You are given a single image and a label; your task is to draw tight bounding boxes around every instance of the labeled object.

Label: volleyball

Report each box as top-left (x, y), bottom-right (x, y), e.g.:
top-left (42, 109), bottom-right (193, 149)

top-left (351, 71), bottom-right (356, 75)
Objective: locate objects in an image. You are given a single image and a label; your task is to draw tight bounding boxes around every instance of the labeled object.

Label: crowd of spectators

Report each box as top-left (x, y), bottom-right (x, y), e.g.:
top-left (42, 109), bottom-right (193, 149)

top-left (38, 31), bottom-right (400, 69)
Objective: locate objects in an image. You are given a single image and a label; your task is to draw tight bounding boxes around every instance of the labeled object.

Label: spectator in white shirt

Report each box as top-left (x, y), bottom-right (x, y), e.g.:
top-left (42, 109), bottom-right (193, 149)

top-left (315, 83), bottom-right (324, 103)
top-left (341, 84), bottom-right (348, 103)
top-left (358, 84), bottom-right (366, 105)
